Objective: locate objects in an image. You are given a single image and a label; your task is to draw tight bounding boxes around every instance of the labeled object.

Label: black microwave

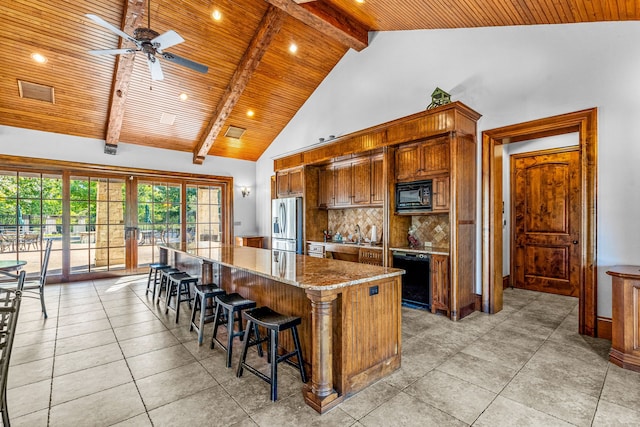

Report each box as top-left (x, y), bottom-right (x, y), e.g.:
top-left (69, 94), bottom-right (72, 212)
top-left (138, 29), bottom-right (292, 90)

top-left (395, 180), bottom-right (432, 212)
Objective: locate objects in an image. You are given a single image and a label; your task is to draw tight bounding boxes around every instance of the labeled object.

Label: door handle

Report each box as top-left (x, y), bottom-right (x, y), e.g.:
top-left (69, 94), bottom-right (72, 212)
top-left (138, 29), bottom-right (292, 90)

top-left (572, 240), bottom-right (578, 245)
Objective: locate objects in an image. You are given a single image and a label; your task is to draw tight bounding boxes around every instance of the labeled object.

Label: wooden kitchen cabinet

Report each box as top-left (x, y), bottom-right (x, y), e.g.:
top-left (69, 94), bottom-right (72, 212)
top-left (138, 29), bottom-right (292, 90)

top-left (307, 242), bottom-right (325, 258)
top-left (333, 163), bottom-right (353, 206)
top-left (352, 158), bottom-right (371, 205)
top-left (432, 175), bottom-right (450, 212)
top-left (235, 236), bottom-right (264, 248)
top-left (607, 266), bottom-right (640, 372)
top-left (371, 154), bottom-right (384, 205)
top-left (430, 254), bottom-right (450, 317)
top-left (317, 153), bottom-right (383, 208)
top-left (395, 137), bottom-right (450, 182)
top-left (318, 165), bottom-right (334, 208)
top-left (276, 167), bottom-right (303, 197)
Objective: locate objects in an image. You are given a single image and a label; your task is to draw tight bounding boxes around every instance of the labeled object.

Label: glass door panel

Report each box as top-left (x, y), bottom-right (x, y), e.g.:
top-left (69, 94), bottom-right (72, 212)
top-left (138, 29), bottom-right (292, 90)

top-left (186, 184), bottom-right (223, 258)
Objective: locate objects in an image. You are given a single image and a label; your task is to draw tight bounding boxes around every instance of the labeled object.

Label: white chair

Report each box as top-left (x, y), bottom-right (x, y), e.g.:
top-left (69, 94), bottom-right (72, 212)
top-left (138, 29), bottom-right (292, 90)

top-left (21, 238), bottom-right (53, 319)
top-left (0, 270), bottom-right (25, 426)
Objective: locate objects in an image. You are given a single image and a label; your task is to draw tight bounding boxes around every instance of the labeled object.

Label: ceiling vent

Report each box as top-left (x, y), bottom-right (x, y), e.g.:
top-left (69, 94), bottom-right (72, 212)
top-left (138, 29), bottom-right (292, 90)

top-left (17, 80), bottom-right (55, 103)
top-left (224, 125), bottom-right (246, 139)
top-left (159, 112), bottom-right (176, 125)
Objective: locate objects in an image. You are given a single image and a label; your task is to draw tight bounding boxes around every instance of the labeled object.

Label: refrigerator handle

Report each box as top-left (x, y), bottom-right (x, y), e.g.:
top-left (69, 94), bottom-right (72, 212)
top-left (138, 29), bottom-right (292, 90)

top-left (279, 202), bottom-right (286, 234)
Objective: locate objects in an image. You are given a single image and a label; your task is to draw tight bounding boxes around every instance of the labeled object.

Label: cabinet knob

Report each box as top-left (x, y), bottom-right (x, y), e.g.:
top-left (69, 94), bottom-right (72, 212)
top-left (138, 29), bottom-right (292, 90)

top-left (573, 240), bottom-right (578, 245)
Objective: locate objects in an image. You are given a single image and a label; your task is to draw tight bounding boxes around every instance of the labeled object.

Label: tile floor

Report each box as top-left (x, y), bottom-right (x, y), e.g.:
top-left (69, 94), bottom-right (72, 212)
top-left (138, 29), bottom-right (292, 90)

top-left (6, 275), bottom-right (640, 426)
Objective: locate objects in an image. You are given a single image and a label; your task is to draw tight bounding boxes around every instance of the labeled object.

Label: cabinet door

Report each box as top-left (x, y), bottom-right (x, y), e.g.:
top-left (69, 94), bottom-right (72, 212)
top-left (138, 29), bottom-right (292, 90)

top-left (421, 137), bottom-right (449, 175)
top-left (276, 171), bottom-right (290, 198)
top-left (371, 154), bottom-right (384, 205)
top-left (288, 168), bottom-right (304, 196)
top-left (430, 254), bottom-right (450, 317)
top-left (352, 158), bottom-right (371, 205)
top-left (318, 166), bottom-right (334, 208)
top-left (432, 176), bottom-right (450, 212)
top-left (334, 163), bottom-right (353, 206)
top-left (395, 142), bottom-right (421, 181)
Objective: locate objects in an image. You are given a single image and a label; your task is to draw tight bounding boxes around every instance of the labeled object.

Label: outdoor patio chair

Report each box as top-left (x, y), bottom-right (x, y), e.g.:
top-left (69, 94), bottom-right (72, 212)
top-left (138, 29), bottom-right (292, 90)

top-left (0, 270), bottom-right (25, 426)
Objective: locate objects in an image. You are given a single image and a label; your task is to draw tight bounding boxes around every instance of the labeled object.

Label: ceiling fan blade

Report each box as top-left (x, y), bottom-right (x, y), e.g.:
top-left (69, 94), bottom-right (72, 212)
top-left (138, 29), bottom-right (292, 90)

top-left (89, 48), bottom-right (137, 56)
top-left (85, 14), bottom-right (139, 46)
top-left (147, 56), bottom-right (164, 81)
top-left (161, 52), bottom-right (208, 74)
top-left (151, 30), bottom-right (184, 51)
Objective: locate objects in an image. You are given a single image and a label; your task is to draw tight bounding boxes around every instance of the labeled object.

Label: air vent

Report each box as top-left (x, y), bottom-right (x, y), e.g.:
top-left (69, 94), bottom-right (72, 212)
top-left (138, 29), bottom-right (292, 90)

top-left (17, 80), bottom-right (55, 103)
top-left (224, 125), bottom-right (246, 139)
top-left (159, 112), bottom-right (176, 125)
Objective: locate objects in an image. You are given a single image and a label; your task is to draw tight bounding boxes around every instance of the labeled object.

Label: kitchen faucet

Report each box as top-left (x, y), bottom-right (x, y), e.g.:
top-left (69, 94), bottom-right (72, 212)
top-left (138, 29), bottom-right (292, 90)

top-left (355, 224), bottom-right (362, 244)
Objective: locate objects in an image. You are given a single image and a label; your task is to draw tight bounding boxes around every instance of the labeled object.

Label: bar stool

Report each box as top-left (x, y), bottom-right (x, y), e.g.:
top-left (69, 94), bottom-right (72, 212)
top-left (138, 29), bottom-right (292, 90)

top-left (145, 263), bottom-right (170, 301)
top-left (211, 293), bottom-right (257, 367)
top-left (190, 284), bottom-right (225, 344)
top-left (236, 306), bottom-right (307, 401)
top-left (156, 268), bottom-right (181, 305)
top-left (165, 272), bottom-right (197, 323)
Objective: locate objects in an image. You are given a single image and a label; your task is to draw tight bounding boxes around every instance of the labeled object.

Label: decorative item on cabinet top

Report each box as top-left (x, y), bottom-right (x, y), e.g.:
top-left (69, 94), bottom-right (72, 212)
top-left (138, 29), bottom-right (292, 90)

top-left (427, 87), bottom-right (451, 109)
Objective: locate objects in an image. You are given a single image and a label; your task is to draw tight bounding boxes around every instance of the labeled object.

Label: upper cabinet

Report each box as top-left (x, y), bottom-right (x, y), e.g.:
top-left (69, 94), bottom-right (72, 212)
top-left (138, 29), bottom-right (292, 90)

top-left (276, 167), bottom-right (304, 198)
top-left (395, 136), bottom-right (449, 182)
top-left (317, 153), bottom-right (383, 209)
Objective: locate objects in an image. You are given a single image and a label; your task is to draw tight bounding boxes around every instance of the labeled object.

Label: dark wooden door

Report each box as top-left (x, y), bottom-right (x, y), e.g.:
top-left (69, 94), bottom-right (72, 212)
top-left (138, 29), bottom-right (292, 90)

top-left (511, 149), bottom-right (581, 296)
top-left (352, 158), bottom-right (371, 205)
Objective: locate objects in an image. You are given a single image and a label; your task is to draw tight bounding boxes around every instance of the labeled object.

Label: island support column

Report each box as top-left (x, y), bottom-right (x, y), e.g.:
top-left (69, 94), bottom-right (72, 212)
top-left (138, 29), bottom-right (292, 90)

top-left (303, 289), bottom-right (342, 413)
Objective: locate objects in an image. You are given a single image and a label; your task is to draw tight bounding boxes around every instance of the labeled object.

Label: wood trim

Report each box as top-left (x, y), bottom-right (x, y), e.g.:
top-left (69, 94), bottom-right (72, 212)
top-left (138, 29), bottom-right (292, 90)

top-left (193, 5), bottom-right (286, 163)
top-left (502, 275), bottom-right (510, 289)
top-left (265, 0), bottom-right (369, 51)
top-left (274, 102), bottom-right (482, 171)
top-left (475, 293), bottom-right (482, 311)
top-left (597, 316), bottom-right (612, 341)
top-left (104, 0), bottom-right (146, 154)
top-left (482, 108), bottom-right (597, 336)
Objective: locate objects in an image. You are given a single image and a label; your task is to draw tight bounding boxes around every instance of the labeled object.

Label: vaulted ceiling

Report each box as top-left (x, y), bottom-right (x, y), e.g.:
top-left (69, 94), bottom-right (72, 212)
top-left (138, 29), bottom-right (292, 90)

top-left (1, 1), bottom-right (636, 163)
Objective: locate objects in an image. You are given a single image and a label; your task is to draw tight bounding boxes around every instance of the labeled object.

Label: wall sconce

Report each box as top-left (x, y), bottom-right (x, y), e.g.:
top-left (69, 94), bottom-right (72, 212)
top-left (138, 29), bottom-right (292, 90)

top-left (241, 186), bottom-right (250, 198)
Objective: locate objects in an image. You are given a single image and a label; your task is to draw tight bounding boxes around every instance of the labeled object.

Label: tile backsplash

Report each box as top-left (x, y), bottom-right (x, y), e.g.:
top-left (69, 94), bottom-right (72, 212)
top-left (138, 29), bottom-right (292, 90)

top-left (411, 214), bottom-right (450, 247)
top-left (328, 208), bottom-right (383, 243)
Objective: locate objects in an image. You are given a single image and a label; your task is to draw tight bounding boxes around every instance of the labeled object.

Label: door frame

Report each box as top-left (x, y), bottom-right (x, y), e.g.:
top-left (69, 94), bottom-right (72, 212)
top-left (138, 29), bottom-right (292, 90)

top-left (481, 108), bottom-right (597, 336)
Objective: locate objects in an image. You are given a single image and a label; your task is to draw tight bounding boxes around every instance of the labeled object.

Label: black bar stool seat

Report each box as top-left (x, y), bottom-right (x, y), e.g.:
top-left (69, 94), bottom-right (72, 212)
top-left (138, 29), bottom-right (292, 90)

top-left (146, 263), bottom-right (171, 301)
top-left (165, 272), bottom-right (197, 323)
top-left (211, 293), bottom-right (257, 367)
top-left (236, 306), bottom-right (307, 401)
top-left (190, 284), bottom-right (225, 345)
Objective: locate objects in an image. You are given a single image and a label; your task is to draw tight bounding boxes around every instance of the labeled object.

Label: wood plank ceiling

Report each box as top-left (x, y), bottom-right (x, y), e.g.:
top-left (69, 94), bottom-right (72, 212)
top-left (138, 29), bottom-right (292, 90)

top-left (0, 0), bottom-right (637, 163)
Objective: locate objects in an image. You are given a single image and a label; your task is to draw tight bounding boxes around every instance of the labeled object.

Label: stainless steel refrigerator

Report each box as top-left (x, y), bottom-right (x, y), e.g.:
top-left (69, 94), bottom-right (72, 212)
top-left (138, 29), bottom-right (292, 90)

top-left (271, 197), bottom-right (303, 254)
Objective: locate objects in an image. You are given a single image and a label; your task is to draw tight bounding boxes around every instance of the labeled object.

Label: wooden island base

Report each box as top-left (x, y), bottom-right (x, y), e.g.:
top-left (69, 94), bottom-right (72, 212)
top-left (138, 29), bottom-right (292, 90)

top-left (161, 244), bottom-right (403, 413)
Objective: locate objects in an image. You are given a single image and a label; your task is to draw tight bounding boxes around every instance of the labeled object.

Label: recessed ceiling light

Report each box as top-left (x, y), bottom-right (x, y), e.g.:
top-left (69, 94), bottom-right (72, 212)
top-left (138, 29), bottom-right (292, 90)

top-left (247, 110), bottom-right (255, 117)
top-left (179, 93), bottom-right (188, 101)
top-left (289, 43), bottom-right (298, 54)
top-left (356, 0), bottom-right (365, 3)
top-left (212, 9), bottom-right (222, 21)
top-left (30, 53), bottom-right (48, 64)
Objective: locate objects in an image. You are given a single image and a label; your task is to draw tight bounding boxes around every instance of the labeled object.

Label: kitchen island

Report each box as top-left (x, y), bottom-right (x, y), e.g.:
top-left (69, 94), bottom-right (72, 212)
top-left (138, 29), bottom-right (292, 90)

top-left (159, 244), bottom-right (404, 413)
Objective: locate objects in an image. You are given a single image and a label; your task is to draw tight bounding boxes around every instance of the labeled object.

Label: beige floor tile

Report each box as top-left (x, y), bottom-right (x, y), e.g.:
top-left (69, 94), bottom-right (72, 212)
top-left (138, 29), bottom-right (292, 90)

top-left (54, 328), bottom-right (117, 356)
top-left (51, 359), bottom-right (133, 405)
top-left (126, 344), bottom-right (196, 380)
top-left (16, 316), bottom-right (57, 333)
top-left (53, 342), bottom-right (123, 377)
top-left (250, 392), bottom-right (355, 427)
top-left (405, 370), bottom-right (496, 424)
top-left (55, 317), bottom-right (112, 339)
top-left (109, 309), bottom-right (159, 328)
top-left (119, 330), bottom-right (180, 358)
top-left (359, 391), bottom-right (466, 427)
top-left (110, 413), bottom-right (153, 426)
top-left (338, 379), bottom-right (402, 420)
top-left (58, 294), bottom-right (101, 308)
top-left (106, 302), bottom-right (152, 318)
top-left (136, 361), bottom-right (216, 410)
top-left (113, 318), bottom-right (168, 341)
top-left (49, 382), bottom-right (145, 427)
top-left (147, 385), bottom-right (249, 427)
top-left (13, 327), bottom-right (58, 348)
top-left (7, 356), bottom-right (53, 389)
top-left (592, 399), bottom-right (640, 426)
top-left (474, 395), bottom-right (573, 427)
top-left (437, 352), bottom-right (518, 393)
top-left (10, 339), bottom-right (55, 366)
top-left (56, 302), bottom-right (104, 316)
top-left (600, 363), bottom-right (640, 412)
top-left (6, 378), bottom-right (51, 419)
top-left (11, 407), bottom-right (49, 427)
top-left (460, 334), bottom-right (539, 370)
top-left (18, 308), bottom-right (57, 323)
top-left (56, 308), bottom-right (107, 327)
top-left (501, 371), bottom-right (598, 426)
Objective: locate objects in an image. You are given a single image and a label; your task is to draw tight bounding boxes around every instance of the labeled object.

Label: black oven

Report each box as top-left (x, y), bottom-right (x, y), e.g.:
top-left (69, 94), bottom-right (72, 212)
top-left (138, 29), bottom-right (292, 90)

top-left (395, 180), bottom-right (432, 212)
top-left (393, 251), bottom-right (431, 310)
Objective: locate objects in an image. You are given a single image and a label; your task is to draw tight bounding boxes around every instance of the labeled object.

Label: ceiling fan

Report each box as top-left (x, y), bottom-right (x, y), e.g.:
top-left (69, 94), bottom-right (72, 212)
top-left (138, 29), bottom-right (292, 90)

top-left (85, 3), bottom-right (208, 81)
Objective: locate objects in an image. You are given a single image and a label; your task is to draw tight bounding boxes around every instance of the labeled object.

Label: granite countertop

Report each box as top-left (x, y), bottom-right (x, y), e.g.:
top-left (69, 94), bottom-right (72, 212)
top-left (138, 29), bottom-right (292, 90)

top-left (161, 243), bottom-right (403, 291)
top-left (389, 246), bottom-right (450, 256)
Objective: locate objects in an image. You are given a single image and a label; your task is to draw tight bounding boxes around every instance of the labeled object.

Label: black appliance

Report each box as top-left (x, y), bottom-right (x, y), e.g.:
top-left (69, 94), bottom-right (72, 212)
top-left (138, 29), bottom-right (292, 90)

top-left (393, 251), bottom-right (431, 310)
top-left (395, 180), bottom-right (432, 213)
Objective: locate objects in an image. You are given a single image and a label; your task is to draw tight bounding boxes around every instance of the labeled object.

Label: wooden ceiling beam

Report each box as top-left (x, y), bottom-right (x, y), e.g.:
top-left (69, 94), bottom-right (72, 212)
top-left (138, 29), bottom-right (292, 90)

top-left (103, 0), bottom-right (146, 155)
top-left (193, 5), bottom-right (286, 164)
top-left (265, 0), bottom-right (368, 51)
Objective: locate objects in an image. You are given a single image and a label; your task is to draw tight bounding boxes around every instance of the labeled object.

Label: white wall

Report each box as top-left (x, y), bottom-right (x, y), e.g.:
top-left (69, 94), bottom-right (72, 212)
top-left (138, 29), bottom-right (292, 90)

top-left (0, 125), bottom-right (258, 236)
top-left (256, 21), bottom-right (640, 317)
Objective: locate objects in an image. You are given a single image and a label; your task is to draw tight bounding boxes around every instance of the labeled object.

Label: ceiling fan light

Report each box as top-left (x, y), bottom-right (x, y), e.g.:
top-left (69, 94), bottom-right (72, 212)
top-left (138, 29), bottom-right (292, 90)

top-left (31, 53), bottom-right (48, 64)
top-left (179, 93), bottom-right (188, 101)
top-left (289, 43), bottom-right (298, 54)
